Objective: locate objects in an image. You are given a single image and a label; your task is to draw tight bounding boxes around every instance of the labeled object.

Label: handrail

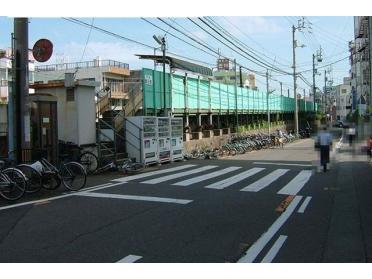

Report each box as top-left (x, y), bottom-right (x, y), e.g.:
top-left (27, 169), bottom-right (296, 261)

top-left (98, 119), bottom-right (126, 141)
top-left (36, 59), bottom-right (129, 72)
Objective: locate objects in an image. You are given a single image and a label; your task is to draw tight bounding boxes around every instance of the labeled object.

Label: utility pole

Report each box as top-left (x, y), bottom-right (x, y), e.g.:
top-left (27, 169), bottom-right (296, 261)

top-left (312, 54), bottom-right (316, 112)
top-left (234, 59), bottom-right (239, 128)
top-left (280, 82), bottom-right (283, 121)
top-left (324, 69), bottom-right (327, 114)
top-left (266, 69), bottom-right (271, 135)
top-left (292, 25), bottom-right (299, 136)
top-left (288, 88), bottom-right (290, 98)
top-left (292, 18), bottom-right (306, 136)
top-left (161, 37), bottom-right (167, 116)
top-left (14, 18), bottom-right (30, 163)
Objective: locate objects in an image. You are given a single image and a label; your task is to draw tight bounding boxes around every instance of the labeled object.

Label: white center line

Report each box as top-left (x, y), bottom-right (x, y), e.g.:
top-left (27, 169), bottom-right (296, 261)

top-left (277, 170), bottom-right (313, 195)
top-left (117, 254), bottom-right (142, 263)
top-left (111, 164), bottom-right (197, 182)
top-left (261, 235), bottom-right (288, 263)
top-left (297, 196), bottom-right (312, 214)
top-left (205, 168), bottom-right (265, 190)
top-left (173, 166), bottom-right (242, 186)
top-left (237, 195), bottom-right (302, 263)
top-left (240, 169), bottom-right (290, 192)
top-left (253, 162), bottom-right (313, 167)
top-left (141, 165), bottom-right (218, 184)
top-left (75, 192), bottom-right (193, 205)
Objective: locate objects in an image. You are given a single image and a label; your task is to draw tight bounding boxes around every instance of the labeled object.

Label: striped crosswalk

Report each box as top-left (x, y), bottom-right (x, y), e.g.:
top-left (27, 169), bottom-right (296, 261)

top-left (108, 164), bottom-right (314, 195)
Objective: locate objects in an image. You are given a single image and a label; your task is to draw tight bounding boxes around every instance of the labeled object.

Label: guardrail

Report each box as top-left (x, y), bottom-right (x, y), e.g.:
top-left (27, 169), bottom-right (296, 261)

top-left (36, 60), bottom-right (129, 72)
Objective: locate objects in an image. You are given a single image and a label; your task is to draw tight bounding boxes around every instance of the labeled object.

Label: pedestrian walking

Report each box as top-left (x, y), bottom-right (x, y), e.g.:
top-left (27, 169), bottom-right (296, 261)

top-left (348, 123), bottom-right (356, 147)
top-left (316, 126), bottom-right (333, 172)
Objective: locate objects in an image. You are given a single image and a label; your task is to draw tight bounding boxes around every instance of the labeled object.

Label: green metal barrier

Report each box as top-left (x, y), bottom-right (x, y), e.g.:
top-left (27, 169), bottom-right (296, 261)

top-left (142, 68), bottom-right (317, 113)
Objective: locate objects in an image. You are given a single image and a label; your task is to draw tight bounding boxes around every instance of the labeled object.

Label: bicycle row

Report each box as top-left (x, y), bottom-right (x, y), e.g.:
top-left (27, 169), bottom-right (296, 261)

top-left (0, 157), bottom-right (87, 202)
top-left (184, 130), bottom-right (298, 160)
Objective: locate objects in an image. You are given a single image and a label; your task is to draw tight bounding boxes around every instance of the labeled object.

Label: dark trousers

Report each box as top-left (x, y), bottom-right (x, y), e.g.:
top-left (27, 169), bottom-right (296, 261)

top-left (320, 145), bottom-right (330, 171)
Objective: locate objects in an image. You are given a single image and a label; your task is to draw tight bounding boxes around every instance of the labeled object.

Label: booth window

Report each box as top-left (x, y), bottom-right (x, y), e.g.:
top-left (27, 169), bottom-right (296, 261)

top-left (66, 88), bottom-right (75, 102)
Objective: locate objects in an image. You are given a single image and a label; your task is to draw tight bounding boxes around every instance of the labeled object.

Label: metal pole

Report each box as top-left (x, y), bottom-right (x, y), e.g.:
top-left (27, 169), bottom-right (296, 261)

top-left (239, 66), bottom-right (243, 87)
top-left (234, 59), bottom-right (238, 128)
top-left (292, 25), bottom-right (299, 136)
top-left (14, 18), bottom-right (30, 163)
top-left (266, 69), bottom-right (270, 135)
top-left (7, 33), bottom-right (15, 160)
top-left (280, 82), bottom-right (283, 121)
top-left (312, 54), bottom-right (316, 112)
top-left (162, 37), bottom-right (166, 117)
top-left (324, 70), bottom-right (327, 114)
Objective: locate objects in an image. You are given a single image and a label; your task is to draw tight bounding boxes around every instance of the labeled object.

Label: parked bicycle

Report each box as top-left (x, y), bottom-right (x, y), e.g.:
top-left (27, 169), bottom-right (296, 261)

top-left (0, 160), bottom-right (27, 201)
top-left (119, 158), bottom-right (146, 174)
top-left (33, 158), bottom-right (87, 191)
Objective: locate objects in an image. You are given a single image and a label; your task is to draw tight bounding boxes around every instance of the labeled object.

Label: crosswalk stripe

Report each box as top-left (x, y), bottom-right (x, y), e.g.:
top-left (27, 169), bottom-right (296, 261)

top-left (76, 192), bottom-right (193, 204)
top-left (173, 166), bottom-right (242, 186)
top-left (240, 169), bottom-right (290, 192)
top-left (204, 168), bottom-right (265, 190)
top-left (111, 164), bottom-right (197, 182)
top-left (277, 170), bottom-right (313, 195)
top-left (141, 165), bottom-right (218, 184)
top-left (117, 255), bottom-right (142, 263)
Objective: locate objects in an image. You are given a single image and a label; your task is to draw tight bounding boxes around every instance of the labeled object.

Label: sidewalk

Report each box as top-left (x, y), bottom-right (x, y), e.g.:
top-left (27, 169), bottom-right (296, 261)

top-left (322, 137), bottom-right (372, 262)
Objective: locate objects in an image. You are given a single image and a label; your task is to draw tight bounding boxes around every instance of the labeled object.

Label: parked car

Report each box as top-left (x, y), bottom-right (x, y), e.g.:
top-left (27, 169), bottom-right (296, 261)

top-left (333, 120), bottom-right (349, 128)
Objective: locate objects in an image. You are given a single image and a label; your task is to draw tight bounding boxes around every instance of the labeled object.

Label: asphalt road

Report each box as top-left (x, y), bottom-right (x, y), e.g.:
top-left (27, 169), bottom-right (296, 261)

top-left (0, 132), bottom-right (366, 263)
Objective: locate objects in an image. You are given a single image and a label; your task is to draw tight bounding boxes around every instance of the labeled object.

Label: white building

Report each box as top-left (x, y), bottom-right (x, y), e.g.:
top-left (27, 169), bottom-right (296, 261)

top-left (0, 48), bottom-right (35, 102)
top-left (335, 77), bottom-right (352, 121)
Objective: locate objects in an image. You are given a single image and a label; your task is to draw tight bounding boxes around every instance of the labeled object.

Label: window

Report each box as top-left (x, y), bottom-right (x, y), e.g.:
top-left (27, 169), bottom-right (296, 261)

top-left (341, 89), bottom-right (347, 94)
top-left (215, 76), bottom-right (223, 81)
top-left (230, 76), bottom-right (236, 80)
top-left (66, 88), bottom-right (75, 102)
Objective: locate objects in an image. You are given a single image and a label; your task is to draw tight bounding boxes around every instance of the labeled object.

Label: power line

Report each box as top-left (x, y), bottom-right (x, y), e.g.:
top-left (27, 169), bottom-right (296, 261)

top-left (194, 17), bottom-right (291, 75)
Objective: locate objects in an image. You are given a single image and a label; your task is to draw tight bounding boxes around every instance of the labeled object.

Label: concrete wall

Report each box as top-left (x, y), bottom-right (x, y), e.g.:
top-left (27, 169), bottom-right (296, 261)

top-left (183, 124), bottom-right (287, 152)
top-left (76, 86), bottom-right (96, 145)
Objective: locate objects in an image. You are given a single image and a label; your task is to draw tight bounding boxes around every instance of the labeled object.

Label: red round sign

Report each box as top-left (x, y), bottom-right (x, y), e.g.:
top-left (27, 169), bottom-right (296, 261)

top-left (32, 39), bottom-right (53, 62)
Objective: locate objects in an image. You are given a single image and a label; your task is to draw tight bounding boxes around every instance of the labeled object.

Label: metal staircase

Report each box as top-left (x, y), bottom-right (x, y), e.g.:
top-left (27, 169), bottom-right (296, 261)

top-left (96, 83), bottom-right (143, 164)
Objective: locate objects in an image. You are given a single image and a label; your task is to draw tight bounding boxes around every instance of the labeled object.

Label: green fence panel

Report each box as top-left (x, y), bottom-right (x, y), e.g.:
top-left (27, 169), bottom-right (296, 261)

top-left (200, 79), bottom-right (209, 110)
top-left (187, 78), bottom-right (198, 109)
top-left (172, 75), bottom-right (185, 110)
top-left (210, 81), bottom-right (220, 110)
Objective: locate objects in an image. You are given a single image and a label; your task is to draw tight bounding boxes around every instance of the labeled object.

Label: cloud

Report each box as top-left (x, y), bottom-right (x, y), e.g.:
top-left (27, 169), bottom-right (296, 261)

top-left (222, 16), bottom-right (284, 35)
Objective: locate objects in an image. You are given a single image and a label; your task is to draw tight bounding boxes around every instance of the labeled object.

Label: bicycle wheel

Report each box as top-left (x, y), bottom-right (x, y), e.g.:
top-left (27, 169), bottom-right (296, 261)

top-left (0, 168), bottom-right (26, 201)
top-left (42, 172), bottom-right (61, 190)
top-left (61, 162), bottom-right (87, 191)
top-left (79, 151), bottom-right (98, 174)
top-left (17, 164), bottom-right (42, 193)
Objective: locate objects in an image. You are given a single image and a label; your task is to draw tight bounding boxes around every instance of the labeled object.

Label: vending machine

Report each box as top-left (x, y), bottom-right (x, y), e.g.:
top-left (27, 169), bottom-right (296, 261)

top-left (170, 117), bottom-right (184, 161)
top-left (125, 116), bottom-right (158, 164)
top-left (157, 117), bottom-right (171, 163)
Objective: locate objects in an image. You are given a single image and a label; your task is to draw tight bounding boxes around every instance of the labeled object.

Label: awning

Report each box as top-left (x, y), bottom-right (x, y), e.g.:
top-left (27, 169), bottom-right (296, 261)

top-left (136, 54), bottom-right (213, 77)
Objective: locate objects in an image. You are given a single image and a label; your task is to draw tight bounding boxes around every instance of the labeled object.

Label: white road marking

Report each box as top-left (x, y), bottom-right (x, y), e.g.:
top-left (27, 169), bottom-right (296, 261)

top-left (253, 162), bottom-right (313, 167)
top-left (240, 169), bottom-right (290, 192)
top-left (205, 168), bottom-right (265, 190)
top-left (297, 196), bottom-right (312, 214)
top-left (173, 166), bottom-right (242, 186)
top-left (111, 164), bottom-right (197, 182)
top-left (237, 195), bottom-right (302, 263)
top-left (261, 235), bottom-right (288, 263)
top-left (117, 254), bottom-right (142, 263)
top-left (277, 170), bottom-right (313, 195)
top-left (0, 182), bottom-right (125, 212)
top-left (141, 165), bottom-right (218, 184)
top-left (75, 192), bottom-right (193, 204)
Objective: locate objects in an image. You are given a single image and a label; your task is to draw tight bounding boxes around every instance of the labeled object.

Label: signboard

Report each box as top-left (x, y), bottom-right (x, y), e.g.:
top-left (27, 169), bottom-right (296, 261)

top-left (217, 58), bottom-right (230, 71)
top-left (32, 39), bottom-right (53, 62)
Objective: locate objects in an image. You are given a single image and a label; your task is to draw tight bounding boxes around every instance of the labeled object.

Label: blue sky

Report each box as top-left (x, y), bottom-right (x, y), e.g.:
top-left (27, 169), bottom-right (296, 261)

top-left (0, 16), bottom-right (353, 95)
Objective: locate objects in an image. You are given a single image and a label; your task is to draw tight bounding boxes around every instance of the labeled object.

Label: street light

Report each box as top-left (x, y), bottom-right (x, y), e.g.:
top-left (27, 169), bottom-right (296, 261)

top-left (153, 35), bottom-right (167, 116)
